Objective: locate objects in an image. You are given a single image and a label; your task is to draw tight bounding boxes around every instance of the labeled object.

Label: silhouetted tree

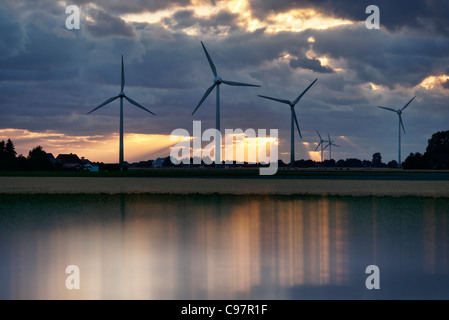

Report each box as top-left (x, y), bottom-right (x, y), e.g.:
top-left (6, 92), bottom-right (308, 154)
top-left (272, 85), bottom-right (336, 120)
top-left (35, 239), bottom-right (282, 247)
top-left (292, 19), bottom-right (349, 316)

top-left (163, 156), bottom-right (173, 167)
top-left (278, 159), bottom-right (287, 167)
top-left (305, 160), bottom-right (316, 167)
top-left (403, 152), bottom-right (428, 170)
top-left (27, 146), bottom-right (52, 171)
top-left (336, 159), bottom-right (346, 167)
top-left (402, 130), bottom-right (449, 170)
top-left (323, 159), bottom-right (336, 167)
top-left (0, 140), bottom-right (5, 169)
top-left (387, 160), bottom-right (399, 168)
top-left (15, 155), bottom-right (29, 171)
top-left (372, 152), bottom-right (383, 167)
top-left (0, 139), bottom-right (17, 170)
top-left (362, 160), bottom-right (372, 167)
top-left (5, 139), bottom-right (16, 159)
top-left (346, 158), bottom-right (363, 167)
top-left (424, 131), bottom-right (449, 169)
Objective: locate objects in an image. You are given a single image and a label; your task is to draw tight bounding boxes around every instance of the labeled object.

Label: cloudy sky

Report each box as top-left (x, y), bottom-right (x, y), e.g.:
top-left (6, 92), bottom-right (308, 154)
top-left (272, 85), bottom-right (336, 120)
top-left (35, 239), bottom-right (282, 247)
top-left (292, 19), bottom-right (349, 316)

top-left (0, 0), bottom-right (448, 163)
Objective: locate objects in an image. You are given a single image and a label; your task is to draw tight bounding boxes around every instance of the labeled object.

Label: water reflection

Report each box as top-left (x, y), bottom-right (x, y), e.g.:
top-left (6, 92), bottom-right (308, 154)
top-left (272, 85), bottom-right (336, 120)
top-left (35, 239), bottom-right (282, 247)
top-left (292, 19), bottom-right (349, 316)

top-left (0, 194), bottom-right (448, 299)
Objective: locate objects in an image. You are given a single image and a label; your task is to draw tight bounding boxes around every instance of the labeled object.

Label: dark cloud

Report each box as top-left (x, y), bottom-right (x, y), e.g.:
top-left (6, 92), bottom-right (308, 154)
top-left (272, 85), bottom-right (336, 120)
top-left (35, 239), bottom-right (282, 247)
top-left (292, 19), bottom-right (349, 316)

top-left (86, 10), bottom-right (136, 38)
top-left (73, 0), bottom-right (191, 14)
top-left (0, 6), bottom-right (27, 58)
top-left (289, 57), bottom-right (334, 73)
top-left (310, 24), bottom-right (449, 88)
top-left (248, 0), bottom-right (449, 36)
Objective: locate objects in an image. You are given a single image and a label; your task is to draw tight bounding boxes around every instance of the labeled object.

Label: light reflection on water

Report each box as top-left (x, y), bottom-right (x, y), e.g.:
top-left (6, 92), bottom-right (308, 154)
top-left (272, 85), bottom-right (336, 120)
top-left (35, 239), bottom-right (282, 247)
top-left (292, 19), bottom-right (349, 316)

top-left (0, 194), bottom-right (448, 299)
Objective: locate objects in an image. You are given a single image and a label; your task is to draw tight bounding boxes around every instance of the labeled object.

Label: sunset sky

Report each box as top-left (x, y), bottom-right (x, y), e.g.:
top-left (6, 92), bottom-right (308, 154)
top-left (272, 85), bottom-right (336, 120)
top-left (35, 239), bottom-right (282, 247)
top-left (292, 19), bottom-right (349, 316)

top-left (1, 0), bottom-right (448, 163)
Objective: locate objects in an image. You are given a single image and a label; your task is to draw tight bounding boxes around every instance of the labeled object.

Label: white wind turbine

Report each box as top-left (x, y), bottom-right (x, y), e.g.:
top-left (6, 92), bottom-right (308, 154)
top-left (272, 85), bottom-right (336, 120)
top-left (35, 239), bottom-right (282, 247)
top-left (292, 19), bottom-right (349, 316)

top-left (192, 41), bottom-right (260, 167)
top-left (378, 96), bottom-right (415, 167)
top-left (258, 79), bottom-right (317, 166)
top-left (324, 133), bottom-right (340, 161)
top-left (315, 130), bottom-right (329, 162)
top-left (87, 55), bottom-right (156, 171)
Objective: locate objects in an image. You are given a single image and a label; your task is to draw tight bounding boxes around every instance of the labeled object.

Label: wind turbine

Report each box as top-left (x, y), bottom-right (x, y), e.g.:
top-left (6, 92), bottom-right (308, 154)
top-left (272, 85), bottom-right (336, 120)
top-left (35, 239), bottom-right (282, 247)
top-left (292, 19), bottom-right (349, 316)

top-left (192, 41), bottom-right (260, 167)
top-left (324, 133), bottom-right (340, 161)
top-left (315, 130), bottom-right (329, 162)
top-left (258, 79), bottom-right (317, 167)
top-left (378, 96), bottom-right (415, 167)
top-left (87, 55), bottom-right (156, 171)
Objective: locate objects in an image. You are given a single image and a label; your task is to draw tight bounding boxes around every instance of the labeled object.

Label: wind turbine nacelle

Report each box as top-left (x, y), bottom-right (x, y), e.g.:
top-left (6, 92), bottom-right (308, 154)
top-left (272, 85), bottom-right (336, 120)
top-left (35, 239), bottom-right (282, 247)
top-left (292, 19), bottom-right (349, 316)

top-left (214, 76), bottom-right (223, 84)
top-left (119, 92), bottom-right (125, 97)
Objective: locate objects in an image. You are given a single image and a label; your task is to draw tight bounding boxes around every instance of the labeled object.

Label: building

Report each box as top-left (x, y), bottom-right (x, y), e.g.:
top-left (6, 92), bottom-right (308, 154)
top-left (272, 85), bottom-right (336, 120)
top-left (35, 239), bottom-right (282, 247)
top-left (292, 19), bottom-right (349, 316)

top-left (56, 153), bottom-right (82, 170)
top-left (152, 157), bottom-right (169, 168)
top-left (46, 153), bottom-right (56, 165)
top-left (84, 163), bottom-right (99, 172)
top-left (56, 153), bottom-right (81, 165)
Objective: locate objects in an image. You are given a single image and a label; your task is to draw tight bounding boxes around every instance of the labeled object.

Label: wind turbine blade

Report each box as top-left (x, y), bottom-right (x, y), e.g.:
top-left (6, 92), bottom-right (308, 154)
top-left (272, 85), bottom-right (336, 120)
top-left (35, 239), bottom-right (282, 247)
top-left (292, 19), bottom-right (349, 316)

top-left (399, 115), bottom-right (405, 134)
top-left (333, 144), bottom-right (341, 147)
top-left (378, 106), bottom-right (396, 112)
top-left (87, 95), bottom-right (120, 114)
top-left (293, 78), bottom-right (317, 105)
top-left (258, 95), bottom-right (291, 105)
top-left (121, 55), bottom-right (125, 92)
top-left (315, 142), bottom-right (322, 151)
top-left (293, 108), bottom-right (302, 139)
top-left (201, 41), bottom-right (217, 77)
top-left (124, 95), bottom-right (156, 116)
top-left (222, 80), bottom-right (260, 87)
top-left (316, 130), bottom-right (322, 140)
top-left (401, 96), bottom-right (415, 111)
top-left (324, 143), bottom-right (330, 150)
top-left (192, 84), bottom-right (216, 115)
top-left (328, 133), bottom-right (331, 142)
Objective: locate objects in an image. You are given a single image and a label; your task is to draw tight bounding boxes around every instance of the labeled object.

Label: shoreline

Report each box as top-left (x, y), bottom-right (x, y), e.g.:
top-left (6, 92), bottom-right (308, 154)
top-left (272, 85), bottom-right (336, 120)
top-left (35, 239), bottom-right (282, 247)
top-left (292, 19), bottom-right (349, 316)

top-left (1, 177), bottom-right (449, 197)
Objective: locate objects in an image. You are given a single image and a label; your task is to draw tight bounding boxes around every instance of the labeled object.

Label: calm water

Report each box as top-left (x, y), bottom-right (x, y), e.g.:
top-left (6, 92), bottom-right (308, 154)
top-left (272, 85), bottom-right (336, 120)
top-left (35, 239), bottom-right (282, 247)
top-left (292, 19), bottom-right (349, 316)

top-left (0, 194), bottom-right (448, 300)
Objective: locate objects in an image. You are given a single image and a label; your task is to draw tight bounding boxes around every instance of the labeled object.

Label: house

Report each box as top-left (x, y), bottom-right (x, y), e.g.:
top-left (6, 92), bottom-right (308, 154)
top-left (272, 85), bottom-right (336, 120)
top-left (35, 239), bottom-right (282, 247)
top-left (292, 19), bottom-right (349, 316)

top-left (84, 163), bottom-right (99, 172)
top-left (46, 153), bottom-right (56, 165)
top-left (56, 153), bottom-right (83, 170)
top-left (152, 157), bottom-right (167, 168)
top-left (56, 153), bottom-right (81, 165)
top-left (80, 157), bottom-right (91, 166)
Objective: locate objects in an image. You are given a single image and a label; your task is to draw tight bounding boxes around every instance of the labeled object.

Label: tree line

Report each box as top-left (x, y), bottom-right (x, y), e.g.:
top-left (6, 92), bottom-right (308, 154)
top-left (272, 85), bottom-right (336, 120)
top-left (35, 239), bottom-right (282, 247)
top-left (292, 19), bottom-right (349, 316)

top-left (403, 130), bottom-right (449, 169)
top-left (0, 140), bottom-right (51, 171)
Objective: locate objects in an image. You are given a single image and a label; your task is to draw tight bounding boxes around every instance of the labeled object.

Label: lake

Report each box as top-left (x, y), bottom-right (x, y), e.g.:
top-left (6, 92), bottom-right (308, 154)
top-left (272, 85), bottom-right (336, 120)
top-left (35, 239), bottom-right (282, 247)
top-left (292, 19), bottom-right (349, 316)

top-left (0, 194), bottom-right (448, 299)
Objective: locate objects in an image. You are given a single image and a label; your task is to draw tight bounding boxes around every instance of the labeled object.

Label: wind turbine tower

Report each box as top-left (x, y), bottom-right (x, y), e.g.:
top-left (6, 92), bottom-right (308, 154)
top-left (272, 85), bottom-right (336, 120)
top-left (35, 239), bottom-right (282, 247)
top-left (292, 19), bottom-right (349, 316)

top-left (378, 96), bottom-right (415, 167)
top-left (324, 133), bottom-right (341, 161)
top-left (192, 42), bottom-right (260, 167)
top-left (87, 55), bottom-right (156, 171)
top-left (258, 79), bottom-right (317, 167)
top-left (315, 130), bottom-right (329, 162)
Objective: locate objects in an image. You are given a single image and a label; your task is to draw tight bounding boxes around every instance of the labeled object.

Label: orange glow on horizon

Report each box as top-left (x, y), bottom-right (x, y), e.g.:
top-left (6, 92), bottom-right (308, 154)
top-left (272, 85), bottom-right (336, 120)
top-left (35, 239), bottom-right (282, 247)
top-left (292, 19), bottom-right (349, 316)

top-left (0, 128), bottom-right (175, 163)
top-left (1, 129), bottom-right (280, 164)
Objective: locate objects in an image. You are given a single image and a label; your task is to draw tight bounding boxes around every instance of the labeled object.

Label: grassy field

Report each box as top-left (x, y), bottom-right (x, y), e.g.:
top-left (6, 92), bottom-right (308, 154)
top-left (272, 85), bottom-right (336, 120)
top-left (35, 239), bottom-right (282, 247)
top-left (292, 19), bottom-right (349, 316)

top-left (1, 167), bottom-right (449, 180)
top-left (1, 173), bottom-right (449, 197)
